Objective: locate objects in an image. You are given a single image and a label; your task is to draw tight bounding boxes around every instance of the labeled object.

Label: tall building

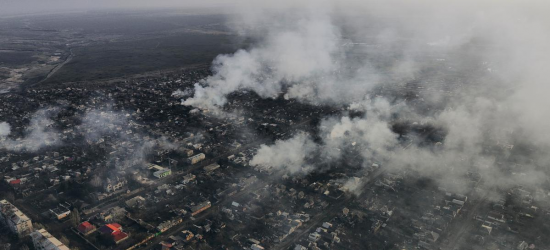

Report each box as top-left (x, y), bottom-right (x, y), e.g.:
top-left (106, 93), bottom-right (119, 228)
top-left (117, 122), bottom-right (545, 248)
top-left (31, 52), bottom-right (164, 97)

top-left (30, 229), bottom-right (70, 250)
top-left (0, 199), bottom-right (33, 237)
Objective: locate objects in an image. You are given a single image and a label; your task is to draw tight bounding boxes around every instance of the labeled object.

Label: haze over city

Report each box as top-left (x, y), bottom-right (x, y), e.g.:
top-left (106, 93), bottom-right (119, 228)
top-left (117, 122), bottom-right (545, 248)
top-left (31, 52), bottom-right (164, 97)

top-left (0, 1), bottom-right (549, 250)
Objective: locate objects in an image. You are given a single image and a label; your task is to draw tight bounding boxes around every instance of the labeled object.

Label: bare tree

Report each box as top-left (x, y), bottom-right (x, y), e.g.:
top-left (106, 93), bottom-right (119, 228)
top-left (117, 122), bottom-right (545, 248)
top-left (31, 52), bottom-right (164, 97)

top-left (59, 235), bottom-right (70, 246)
top-left (71, 208), bottom-right (80, 227)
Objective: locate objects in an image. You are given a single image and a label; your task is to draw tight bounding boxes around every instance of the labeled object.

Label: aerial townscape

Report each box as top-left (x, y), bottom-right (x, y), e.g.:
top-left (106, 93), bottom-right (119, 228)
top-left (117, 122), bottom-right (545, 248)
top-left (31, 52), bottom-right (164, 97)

top-left (1, 1), bottom-right (550, 250)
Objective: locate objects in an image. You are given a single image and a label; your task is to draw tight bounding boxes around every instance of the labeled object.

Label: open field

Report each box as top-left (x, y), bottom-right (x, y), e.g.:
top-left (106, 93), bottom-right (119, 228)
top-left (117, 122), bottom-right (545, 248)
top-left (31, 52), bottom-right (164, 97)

top-left (0, 9), bottom-right (244, 91)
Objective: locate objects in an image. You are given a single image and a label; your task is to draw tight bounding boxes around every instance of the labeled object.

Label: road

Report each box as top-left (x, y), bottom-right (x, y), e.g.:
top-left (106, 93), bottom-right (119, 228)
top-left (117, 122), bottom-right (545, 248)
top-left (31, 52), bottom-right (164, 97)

top-left (38, 48), bottom-right (74, 84)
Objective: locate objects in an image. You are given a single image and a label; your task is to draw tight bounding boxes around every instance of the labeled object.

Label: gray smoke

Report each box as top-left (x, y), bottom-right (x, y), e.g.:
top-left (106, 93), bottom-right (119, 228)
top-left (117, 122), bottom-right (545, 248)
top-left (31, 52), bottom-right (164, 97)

top-left (182, 0), bottom-right (550, 194)
top-left (0, 108), bottom-right (62, 152)
top-left (80, 108), bottom-right (177, 169)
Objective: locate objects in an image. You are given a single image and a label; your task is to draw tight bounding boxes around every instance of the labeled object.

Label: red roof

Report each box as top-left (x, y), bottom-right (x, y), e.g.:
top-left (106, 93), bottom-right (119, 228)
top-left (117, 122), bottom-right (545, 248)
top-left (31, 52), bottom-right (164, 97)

top-left (78, 221), bottom-right (95, 232)
top-left (106, 223), bottom-right (122, 233)
top-left (112, 231), bottom-right (128, 243)
top-left (9, 179), bottom-right (21, 185)
top-left (81, 221), bottom-right (93, 228)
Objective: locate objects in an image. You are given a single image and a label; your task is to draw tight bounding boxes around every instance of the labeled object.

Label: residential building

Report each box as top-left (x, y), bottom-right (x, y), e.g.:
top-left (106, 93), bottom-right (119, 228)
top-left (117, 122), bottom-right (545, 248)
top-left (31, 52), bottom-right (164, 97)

top-left (104, 176), bottom-right (127, 193)
top-left (30, 229), bottom-right (70, 250)
top-left (99, 223), bottom-right (129, 244)
top-left (77, 221), bottom-right (96, 235)
top-left (191, 201), bottom-right (211, 216)
top-left (0, 199), bottom-right (33, 236)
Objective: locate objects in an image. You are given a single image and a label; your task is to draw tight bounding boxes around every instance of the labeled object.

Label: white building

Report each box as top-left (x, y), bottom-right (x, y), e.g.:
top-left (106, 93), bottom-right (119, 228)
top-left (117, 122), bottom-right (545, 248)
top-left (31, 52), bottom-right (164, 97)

top-left (30, 228), bottom-right (70, 250)
top-left (0, 199), bottom-right (33, 236)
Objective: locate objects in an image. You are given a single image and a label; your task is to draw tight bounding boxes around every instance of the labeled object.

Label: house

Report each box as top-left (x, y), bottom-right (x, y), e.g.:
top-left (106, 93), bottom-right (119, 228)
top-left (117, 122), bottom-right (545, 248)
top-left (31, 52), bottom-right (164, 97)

top-left (104, 176), bottom-right (127, 193)
top-left (99, 223), bottom-right (129, 244)
top-left (97, 206), bottom-right (127, 222)
top-left (99, 223), bottom-right (123, 234)
top-left (125, 196), bottom-right (146, 208)
top-left (113, 231), bottom-right (129, 244)
top-left (77, 221), bottom-right (96, 235)
top-left (181, 230), bottom-right (194, 241)
top-left (308, 232), bottom-right (321, 242)
top-left (182, 174), bottom-right (196, 184)
top-left (9, 179), bottom-right (21, 186)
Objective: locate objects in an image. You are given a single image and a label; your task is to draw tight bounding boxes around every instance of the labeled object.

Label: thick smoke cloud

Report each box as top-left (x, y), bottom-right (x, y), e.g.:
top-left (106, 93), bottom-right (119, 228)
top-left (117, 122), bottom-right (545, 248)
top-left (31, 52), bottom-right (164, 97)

top-left (182, 0), bottom-right (550, 194)
top-left (250, 133), bottom-right (316, 175)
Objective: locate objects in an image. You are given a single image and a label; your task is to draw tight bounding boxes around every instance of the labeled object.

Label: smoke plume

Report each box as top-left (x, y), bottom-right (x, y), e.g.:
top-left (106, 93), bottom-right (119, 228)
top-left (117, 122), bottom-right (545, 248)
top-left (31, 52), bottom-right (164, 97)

top-left (0, 108), bottom-right (62, 152)
top-left (181, 0), bottom-right (550, 194)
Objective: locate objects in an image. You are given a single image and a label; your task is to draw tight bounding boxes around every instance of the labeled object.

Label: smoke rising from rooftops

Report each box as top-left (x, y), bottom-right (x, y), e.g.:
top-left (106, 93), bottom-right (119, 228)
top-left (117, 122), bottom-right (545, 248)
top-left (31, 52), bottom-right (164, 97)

top-left (181, 0), bottom-right (550, 193)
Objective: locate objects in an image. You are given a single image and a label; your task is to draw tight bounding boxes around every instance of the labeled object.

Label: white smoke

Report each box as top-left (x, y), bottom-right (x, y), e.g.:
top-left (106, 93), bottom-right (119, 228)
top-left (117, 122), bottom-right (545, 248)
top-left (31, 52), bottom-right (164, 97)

top-left (0, 122), bottom-right (10, 137)
top-left (0, 108), bottom-right (61, 152)
top-left (171, 88), bottom-right (193, 98)
top-left (249, 133), bottom-right (317, 175)
top-left (183, 1), bottom-right (350, 110)
top-left (180, 0), bottom-right (550, 194)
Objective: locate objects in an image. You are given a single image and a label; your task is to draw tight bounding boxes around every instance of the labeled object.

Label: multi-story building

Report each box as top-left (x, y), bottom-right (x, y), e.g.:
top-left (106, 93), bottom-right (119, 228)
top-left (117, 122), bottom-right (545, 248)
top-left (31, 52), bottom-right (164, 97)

top-left (0, 199), bottom-right (33, 236)
top-left (187, 153), bottom-right (206, 165)
top-left (30, 229), bottom-right (70, 250)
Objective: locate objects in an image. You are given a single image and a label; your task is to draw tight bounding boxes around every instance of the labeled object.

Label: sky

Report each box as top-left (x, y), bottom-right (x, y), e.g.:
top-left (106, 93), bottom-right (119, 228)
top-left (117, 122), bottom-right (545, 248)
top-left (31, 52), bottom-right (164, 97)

top-left (0, 0), bottom-right (226, 16)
